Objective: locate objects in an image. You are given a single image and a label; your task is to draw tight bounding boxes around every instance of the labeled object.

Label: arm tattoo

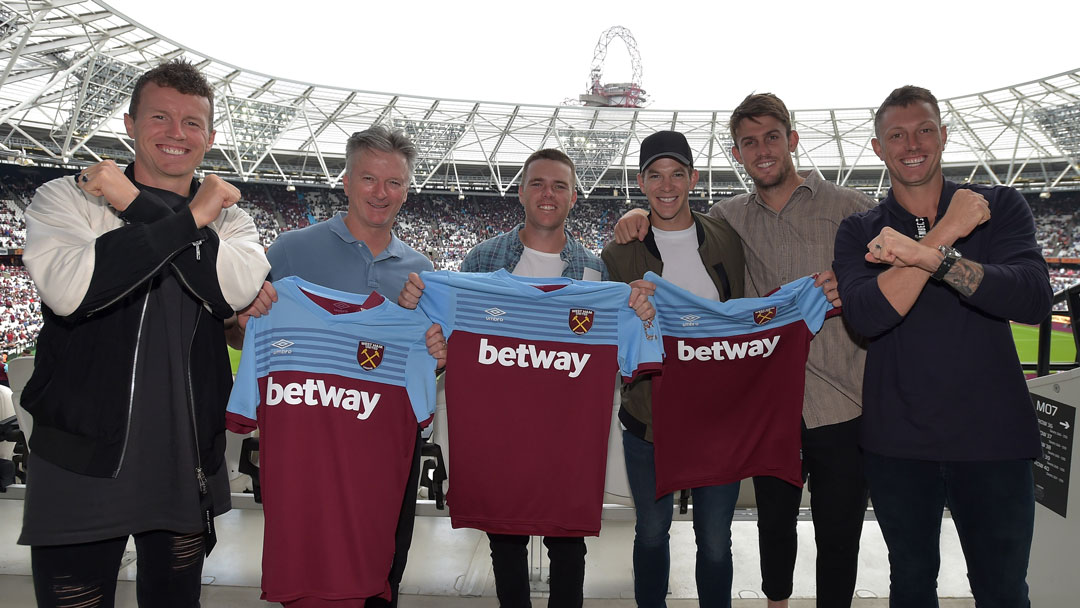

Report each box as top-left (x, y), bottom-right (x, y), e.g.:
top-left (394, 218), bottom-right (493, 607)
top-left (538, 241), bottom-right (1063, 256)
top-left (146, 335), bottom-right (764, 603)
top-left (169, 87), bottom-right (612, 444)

top-left (944, 258), bottom-right (984, 297)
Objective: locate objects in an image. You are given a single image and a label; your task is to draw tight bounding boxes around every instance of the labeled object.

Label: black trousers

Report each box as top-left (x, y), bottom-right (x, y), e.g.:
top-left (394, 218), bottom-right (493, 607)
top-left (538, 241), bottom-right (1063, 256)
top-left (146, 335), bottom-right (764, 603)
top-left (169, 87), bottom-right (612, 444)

top-left (366, 427), bottom-right (423, 608)
top-left (31, 529), bottom-right (205, 608)
top-left (487, 533), bottom-right (587, 608)
top-left (753, 417), bottom-right (868, 607)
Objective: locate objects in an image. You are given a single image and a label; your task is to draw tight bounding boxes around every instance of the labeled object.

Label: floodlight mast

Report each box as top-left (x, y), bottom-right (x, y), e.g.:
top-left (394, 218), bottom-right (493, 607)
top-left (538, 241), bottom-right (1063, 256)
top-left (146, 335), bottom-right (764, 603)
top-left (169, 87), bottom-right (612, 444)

top-left (579, 26), bottom-right (647, 108)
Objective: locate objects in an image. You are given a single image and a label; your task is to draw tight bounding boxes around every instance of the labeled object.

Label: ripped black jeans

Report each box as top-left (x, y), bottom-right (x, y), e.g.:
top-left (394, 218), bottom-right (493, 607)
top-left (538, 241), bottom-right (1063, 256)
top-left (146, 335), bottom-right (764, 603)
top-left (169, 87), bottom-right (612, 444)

top-left (31, 529), bottom-right (205, 608)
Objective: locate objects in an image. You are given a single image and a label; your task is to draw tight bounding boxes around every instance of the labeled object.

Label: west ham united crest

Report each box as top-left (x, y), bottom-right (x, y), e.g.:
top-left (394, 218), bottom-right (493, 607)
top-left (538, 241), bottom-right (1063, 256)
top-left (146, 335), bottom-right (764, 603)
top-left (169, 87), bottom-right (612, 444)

top-left (753, 306), bottom-right (777, 325)
top-left (569, 308), bottom-right (595, 335)
top-left (357, 341), bottom-right (385, 371)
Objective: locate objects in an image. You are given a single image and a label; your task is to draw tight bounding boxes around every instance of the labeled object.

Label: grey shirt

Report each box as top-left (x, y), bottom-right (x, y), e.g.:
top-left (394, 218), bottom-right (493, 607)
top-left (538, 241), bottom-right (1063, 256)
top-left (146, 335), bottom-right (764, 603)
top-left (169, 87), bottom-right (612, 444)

top-left (711, 170), bottom-right (875, 428)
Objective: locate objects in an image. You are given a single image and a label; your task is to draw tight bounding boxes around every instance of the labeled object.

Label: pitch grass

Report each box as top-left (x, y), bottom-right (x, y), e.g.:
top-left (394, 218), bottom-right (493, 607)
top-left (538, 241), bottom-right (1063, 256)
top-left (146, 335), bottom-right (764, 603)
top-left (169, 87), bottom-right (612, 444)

top-left (1012, 323), bottom-right (1076, 369)
top-left (226, 324), bottom-right (1077, 376)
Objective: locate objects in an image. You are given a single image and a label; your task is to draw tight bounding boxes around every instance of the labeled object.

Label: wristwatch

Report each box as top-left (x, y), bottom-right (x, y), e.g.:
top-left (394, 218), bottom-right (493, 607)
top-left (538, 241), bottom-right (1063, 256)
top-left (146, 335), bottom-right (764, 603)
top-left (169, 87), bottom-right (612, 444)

top-left (931, 245), bottom-right (962, 281)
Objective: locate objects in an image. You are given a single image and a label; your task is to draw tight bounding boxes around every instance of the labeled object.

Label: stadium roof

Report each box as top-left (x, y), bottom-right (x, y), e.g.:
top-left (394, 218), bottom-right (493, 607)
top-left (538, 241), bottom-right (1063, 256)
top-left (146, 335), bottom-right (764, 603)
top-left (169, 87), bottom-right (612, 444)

top-left (2, 0), bottom-right (1080, 198)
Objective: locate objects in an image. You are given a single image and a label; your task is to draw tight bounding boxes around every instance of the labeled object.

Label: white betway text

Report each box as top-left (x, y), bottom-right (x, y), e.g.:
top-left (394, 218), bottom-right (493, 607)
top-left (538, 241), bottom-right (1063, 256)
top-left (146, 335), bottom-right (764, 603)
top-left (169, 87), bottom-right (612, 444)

top-left (266, 376), bottom-right (381, 420)
top-left (477, 337), bottom-right (591, 378)
top-left (677, 335), bottom-right (780, 361)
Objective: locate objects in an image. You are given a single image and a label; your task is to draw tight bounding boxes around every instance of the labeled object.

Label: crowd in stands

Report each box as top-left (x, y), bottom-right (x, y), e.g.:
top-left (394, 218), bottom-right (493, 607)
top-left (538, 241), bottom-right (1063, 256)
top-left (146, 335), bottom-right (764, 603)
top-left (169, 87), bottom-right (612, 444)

top-left (0, 266), bottom-right (41, 356)
top-left (1031, 195), bottom-right (1080, 259)
top-left (0, 202), bottom-right (25, 250)
top-left (3, 161), bottom-right (1080, 353)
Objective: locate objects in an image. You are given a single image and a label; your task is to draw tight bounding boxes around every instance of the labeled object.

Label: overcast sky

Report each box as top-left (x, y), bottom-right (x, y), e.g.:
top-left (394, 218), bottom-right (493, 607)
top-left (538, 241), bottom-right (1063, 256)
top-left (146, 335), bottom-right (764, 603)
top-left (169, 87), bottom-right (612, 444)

top-left (107, 0), bottom-right (1078, 111)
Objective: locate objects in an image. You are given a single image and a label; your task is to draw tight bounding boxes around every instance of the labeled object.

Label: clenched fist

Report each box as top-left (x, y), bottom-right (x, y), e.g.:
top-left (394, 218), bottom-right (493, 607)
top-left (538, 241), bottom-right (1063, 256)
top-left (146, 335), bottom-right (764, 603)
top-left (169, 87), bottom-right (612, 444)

top-left (937, 189), bottom-right (991, 243)
top-left (77, 160), bottom-right (140, 212)
top-left (189, 174), bottom-right (241, 228)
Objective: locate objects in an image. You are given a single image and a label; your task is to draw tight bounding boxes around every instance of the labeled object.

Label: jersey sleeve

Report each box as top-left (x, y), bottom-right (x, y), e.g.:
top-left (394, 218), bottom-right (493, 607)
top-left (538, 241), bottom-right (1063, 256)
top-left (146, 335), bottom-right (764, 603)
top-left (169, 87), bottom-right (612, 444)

top-left (616, 284), bottom-right (664, 381)
top-left (226, 313), bottom-right (261, 434)
top-left (417, 270), bottom-right (457, 339)
top-left (405, 321), bottom-right (438, 425)
top-left (788, 276), bottom-right (832, 335)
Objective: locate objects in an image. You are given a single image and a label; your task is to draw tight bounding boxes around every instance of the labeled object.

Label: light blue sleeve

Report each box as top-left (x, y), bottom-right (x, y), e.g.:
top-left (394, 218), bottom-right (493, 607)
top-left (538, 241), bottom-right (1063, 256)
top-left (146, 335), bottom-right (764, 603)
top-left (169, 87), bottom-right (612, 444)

top-left (404, 324), bottom-right (438, 423)
top-left (789, 276), bottom-right (832, 335)
top-left (616, 284), bottom-right (665, 380)
top-left (417, 270), bottom-right (456, 340)
top-left (226, 314), bottom-right (262, 429)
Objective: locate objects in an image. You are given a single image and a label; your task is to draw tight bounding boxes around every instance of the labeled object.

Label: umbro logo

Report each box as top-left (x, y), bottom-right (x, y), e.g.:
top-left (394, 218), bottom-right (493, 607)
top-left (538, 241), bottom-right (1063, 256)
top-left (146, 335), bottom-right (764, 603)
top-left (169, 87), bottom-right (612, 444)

top-left (270, 339), bottom-right (294, 355)
top-left (680, 314), bottom-right (701, 327)
top-left (484, 307), bottom-right (506, 323)
top-left (271, 339), bottom-right (294, 349)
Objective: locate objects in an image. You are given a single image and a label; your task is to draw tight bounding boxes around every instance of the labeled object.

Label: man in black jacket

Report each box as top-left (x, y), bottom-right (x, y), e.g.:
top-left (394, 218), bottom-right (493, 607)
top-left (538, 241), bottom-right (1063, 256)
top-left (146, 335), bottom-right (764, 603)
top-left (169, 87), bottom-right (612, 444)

top-left (19, 60), bottom-right (268, 607)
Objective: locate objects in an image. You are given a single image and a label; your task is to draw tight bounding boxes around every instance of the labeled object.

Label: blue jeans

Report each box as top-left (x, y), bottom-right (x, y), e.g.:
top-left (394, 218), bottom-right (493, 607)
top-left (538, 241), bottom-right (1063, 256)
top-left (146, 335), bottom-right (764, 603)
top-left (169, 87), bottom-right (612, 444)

top-left (623, 430), bottom-right (739, 608)
top-left (864, 451), bottom-right (1034, 608)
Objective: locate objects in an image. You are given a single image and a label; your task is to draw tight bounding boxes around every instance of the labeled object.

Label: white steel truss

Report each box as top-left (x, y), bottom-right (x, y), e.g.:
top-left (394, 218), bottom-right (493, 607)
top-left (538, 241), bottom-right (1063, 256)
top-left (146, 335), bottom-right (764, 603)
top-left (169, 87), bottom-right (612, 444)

top-left (221, 95), bottom-right (298, 180)
top-left (2, 0), bottom-right (1080, 195)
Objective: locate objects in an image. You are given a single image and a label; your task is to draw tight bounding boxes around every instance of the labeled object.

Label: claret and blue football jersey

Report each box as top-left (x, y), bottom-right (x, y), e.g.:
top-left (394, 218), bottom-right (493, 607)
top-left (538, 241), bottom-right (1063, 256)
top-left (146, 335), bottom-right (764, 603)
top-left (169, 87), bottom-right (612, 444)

top-left (226, 276), bottom-right (436, 604)
top-left (644, 271), bottom-right (831, 497)
top-left (419, 269), bottom-right (663, 536)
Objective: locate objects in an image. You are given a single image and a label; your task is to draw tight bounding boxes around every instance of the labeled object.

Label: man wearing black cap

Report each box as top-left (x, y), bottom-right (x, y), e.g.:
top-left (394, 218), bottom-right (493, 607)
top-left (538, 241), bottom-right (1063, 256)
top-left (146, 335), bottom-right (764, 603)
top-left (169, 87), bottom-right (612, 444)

top-left (601, 131), bottom-right (744, 607)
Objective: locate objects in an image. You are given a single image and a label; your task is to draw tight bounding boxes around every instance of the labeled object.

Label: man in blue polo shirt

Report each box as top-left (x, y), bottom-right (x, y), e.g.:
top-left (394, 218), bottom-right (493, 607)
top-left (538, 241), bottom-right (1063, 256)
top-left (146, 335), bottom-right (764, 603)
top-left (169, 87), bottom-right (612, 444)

top-left (229, 125), bottom-right (434, 608)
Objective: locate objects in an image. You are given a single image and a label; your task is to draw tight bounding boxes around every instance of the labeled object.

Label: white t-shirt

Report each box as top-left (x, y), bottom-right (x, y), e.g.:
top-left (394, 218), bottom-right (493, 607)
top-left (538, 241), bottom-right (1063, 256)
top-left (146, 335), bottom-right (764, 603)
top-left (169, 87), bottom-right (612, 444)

top-left (513, 245), bottom-right (568, 279)
top-left (652, 225), bottom-right (720, 301)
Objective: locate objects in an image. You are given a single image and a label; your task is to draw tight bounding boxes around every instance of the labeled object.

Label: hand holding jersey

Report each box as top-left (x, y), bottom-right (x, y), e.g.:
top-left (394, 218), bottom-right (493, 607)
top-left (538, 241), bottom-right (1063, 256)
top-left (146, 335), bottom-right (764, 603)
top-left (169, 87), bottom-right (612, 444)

top-left (417, 269), bottom-right (662, 536)
top-left (226, 277), bottom-right (436, 603)
top-left (645, 272), bottom-right (832, 496)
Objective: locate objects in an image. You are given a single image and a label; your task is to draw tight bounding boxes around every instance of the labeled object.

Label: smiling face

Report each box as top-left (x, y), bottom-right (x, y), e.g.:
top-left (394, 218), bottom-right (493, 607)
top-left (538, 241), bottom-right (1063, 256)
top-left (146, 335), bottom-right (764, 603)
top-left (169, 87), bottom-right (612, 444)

top-left (342, 147), bottom-right (410, 236)
top-left (872, 100), bottom-right (947, 190)
top-left (731, 115), bottom-right (799, 191)
top-left (519, 157), bottom-right (577, 234)
top-left (123, 82), bottom-right (214, 195)
top-left (637, 157), bottom-right (699, 231)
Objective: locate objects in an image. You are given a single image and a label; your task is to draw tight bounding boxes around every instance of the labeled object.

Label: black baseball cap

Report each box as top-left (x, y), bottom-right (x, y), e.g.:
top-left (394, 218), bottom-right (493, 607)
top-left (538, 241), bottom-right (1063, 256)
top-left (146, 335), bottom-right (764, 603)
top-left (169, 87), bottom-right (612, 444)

top-left (639, 131), bottom-right (693, 172)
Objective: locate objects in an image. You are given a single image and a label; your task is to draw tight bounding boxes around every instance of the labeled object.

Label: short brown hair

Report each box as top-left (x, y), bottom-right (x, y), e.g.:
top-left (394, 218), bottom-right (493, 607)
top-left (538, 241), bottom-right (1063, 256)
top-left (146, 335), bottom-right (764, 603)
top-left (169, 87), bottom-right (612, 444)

top-left (874, 85), bottom-right (941, 139)
top-left (129, 60), bottom-right (214, 126)
top-left (521, 148), bottom-right (577, 189)
top-left (729, 93), bottom-right (792, 142)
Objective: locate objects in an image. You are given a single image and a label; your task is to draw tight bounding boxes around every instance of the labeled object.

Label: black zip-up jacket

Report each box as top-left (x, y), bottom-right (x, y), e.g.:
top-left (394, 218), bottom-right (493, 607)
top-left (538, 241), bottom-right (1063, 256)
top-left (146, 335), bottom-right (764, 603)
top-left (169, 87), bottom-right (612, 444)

top-left (22, 165), bottom-right (269, 478)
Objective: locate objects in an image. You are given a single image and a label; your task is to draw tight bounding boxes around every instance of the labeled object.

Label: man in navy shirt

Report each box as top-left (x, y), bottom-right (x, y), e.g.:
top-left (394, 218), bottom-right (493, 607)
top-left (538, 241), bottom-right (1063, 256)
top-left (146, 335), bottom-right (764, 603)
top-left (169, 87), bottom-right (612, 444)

top-left (832, 86), bottom-right (1051, 607)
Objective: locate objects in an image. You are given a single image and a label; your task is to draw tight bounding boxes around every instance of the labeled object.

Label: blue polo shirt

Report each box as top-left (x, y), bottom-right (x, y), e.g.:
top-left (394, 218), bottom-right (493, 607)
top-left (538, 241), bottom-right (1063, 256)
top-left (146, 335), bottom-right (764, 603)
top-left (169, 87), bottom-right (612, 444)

top-left (267, 211), bottom-right (433, 296)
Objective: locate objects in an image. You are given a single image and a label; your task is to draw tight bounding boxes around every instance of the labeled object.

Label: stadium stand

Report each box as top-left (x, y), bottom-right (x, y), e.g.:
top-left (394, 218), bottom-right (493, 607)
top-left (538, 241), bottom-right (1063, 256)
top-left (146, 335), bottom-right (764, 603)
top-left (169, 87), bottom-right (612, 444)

top-left (1, 162), bottom-right (1079, 354)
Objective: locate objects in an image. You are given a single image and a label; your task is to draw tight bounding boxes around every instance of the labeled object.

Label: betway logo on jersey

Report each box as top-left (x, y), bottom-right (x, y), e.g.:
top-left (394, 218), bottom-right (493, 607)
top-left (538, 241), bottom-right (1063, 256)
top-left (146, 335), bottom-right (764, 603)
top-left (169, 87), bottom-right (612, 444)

top-left (265, 376), bottom-right (381, 420)
top-left (477, 337), bottom-right (591, 378)
top-left (677, 335), bottom-right (780, 361)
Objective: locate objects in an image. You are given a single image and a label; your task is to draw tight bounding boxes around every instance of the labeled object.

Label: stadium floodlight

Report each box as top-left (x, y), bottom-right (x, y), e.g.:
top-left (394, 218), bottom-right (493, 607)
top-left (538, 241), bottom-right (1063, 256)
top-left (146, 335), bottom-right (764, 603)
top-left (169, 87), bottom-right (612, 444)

top-left (221, 96), bottom-right (299, 179)
top-left (555, 129), bottom-right (630, 197)
top-left (391, 119), bottom-right (467, 190)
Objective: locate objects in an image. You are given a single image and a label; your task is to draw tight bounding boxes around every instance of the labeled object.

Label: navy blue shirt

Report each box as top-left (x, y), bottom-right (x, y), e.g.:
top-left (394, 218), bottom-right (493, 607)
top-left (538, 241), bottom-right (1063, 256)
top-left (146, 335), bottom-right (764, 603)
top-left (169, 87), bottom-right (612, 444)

top-left (833, 181), bottom-right (1051, 461)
